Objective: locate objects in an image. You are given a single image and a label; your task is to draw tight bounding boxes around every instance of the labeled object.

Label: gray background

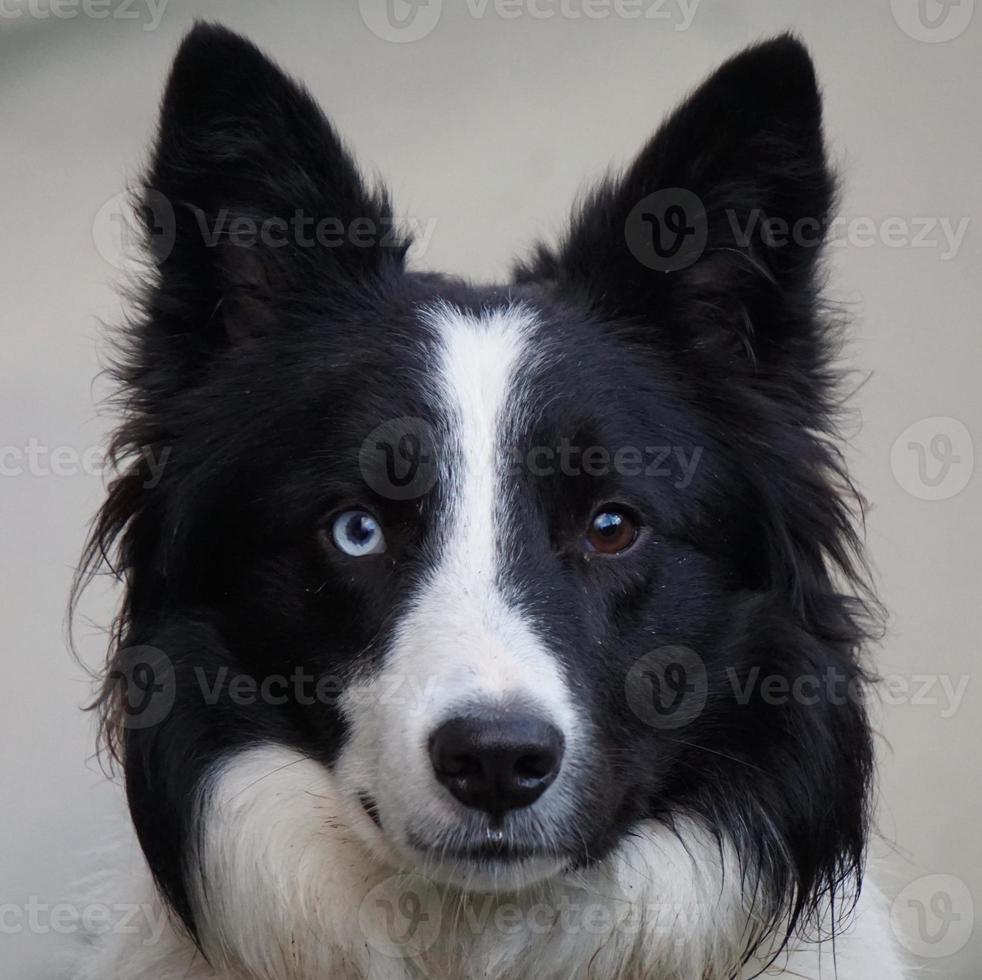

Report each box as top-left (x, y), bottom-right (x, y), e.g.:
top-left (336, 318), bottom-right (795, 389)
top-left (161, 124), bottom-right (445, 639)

top-left (1, 0), bottom-right (979, 977)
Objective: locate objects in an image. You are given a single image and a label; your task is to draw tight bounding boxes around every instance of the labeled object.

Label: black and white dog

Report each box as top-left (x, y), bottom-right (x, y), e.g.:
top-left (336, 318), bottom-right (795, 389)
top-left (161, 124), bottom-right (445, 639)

top-left (76, 24), bottom-right (907, 979)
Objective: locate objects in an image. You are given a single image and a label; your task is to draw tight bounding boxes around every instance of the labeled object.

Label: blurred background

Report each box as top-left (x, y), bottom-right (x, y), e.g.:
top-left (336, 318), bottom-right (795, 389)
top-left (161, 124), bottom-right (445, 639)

top-left (1, 1), bottom-right (979, 976)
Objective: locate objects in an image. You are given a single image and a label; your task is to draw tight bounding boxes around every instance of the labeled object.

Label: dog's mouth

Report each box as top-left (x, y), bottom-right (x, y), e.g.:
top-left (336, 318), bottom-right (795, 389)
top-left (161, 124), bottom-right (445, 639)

top-left (406, 827), bottom-right (547, 864)
top-left (354, 792), bottom-right (573, 889)
top-left (358, 791), bottom-right (551, 863)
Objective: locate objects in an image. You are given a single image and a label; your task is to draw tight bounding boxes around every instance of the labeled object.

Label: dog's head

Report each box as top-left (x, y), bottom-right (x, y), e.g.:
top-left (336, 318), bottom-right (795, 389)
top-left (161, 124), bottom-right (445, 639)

top-left (82, 23), bottom-right (874, 967)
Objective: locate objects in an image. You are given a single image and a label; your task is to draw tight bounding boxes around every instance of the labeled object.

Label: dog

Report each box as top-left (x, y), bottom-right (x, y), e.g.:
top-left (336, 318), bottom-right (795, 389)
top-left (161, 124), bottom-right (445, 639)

top-left (74, 23), bottom-right (908, 980)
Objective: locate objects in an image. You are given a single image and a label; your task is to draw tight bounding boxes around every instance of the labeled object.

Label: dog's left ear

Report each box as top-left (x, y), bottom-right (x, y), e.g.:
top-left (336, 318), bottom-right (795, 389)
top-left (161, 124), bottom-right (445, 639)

top-left (515, 35), bottom-right (833, 375)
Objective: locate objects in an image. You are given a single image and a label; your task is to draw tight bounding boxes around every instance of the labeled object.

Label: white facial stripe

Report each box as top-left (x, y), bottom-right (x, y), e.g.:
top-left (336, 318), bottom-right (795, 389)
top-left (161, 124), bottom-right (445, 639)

top-left (418, 301), bottom-right (556, 705)
top-left (429, 300), bottom-right (532, 575)
top-left (334, 302), bottom-right (583, 881)
top-left (433, 306), bottom-right (519, 582)
top-left (407, 301), bottom-right (572, 716)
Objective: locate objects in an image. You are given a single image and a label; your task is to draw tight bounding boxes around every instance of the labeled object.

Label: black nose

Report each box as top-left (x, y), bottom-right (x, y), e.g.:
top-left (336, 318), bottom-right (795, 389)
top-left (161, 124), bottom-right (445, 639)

top-left (429, 710), bottom-right (565, 816)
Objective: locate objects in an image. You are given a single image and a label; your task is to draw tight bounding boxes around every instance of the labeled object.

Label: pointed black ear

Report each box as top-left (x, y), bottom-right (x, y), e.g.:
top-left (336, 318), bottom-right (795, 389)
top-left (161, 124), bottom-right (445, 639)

top-left (141, 23), bottom-right (406, 345)
top-left (515, 35), bottom-right (834, 373)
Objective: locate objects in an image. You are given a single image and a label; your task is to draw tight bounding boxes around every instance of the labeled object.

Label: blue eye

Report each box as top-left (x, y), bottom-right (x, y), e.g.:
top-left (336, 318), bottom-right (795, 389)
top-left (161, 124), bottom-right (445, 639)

top-left (331, 510), bottom-right (386, 557)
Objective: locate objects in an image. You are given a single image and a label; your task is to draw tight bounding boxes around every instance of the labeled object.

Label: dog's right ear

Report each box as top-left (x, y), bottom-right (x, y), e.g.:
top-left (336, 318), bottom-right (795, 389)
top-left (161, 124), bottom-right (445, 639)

top-left (140, 23), bottom-right (406, 350)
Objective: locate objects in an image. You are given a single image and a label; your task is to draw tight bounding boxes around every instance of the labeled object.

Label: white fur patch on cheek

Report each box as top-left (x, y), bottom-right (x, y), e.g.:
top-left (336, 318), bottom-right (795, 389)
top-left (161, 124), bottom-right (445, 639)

top-left (187, 745), bottom-right (415, 980)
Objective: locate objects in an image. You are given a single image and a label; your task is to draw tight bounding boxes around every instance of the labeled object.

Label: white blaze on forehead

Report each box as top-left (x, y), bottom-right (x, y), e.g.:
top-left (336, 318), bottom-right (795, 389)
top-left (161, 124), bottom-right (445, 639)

top-left (425, 300), bottom-right (535, 595)
top-left (412, 300), bottom-right (558, 705)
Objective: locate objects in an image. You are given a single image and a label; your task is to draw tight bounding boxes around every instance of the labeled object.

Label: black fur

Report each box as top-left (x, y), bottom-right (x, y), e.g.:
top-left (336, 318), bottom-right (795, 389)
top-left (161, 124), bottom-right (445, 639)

top-left (76, 24), bottom-right (876, 971)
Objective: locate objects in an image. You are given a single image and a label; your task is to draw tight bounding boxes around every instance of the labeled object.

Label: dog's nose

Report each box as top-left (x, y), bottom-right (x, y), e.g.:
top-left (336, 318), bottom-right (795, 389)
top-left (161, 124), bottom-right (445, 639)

top-left (428, 710), bottom-right (565, 816)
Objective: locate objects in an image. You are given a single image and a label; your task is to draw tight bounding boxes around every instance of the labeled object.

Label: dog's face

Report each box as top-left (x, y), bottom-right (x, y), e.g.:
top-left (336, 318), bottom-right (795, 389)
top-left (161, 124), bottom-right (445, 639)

top-left (265, 297), bottom-right (732, 892)
top-left (89, 24), bottom-right (873, 953)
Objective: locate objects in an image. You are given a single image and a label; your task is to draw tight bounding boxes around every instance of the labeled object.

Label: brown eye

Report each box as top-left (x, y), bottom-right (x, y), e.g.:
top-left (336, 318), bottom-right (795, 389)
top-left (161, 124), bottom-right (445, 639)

top-left (585, 509), bottom-right (639, 555)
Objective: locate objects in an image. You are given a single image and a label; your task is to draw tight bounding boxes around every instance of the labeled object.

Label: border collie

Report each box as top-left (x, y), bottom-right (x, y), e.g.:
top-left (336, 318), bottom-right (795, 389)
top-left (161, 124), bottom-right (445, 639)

top-left (75, 24), bottom-right (908, 980)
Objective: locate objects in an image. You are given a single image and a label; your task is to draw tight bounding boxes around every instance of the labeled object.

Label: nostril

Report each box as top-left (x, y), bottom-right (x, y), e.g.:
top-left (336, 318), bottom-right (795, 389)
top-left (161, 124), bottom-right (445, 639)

top-left (429, 709), bottom-right (565, 816)
top-left (514, 751), bottom-right (555, 782)
top-left (439, 750), bottom-right (481, 779)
